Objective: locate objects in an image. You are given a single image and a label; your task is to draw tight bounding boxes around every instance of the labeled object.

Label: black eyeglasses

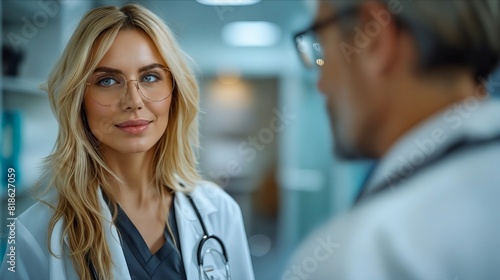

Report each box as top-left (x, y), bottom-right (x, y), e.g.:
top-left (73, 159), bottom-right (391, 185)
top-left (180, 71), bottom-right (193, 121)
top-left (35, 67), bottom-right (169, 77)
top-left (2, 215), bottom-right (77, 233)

top-left (293, 6), bottom-right (359, 68)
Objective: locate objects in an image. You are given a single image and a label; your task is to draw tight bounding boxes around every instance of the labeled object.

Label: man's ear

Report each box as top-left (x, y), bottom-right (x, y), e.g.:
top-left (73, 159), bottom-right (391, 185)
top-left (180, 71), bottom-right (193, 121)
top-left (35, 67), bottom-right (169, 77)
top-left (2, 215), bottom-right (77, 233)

top-left (357, 1), bottom-right (400, 78)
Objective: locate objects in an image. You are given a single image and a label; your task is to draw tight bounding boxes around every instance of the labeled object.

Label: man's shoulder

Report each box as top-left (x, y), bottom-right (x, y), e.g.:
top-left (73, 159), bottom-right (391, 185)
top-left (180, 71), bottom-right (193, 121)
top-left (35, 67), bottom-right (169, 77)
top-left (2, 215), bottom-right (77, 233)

top-left (308, 152), bottom-right (500, 259)
top-left (288, 180), bottom-right (500, 279)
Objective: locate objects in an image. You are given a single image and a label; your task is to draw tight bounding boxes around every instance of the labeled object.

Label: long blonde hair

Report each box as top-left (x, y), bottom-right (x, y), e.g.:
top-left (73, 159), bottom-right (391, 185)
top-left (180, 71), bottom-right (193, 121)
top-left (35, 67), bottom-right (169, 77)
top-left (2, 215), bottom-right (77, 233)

top-left (38, 4), bottom-right (200, 279)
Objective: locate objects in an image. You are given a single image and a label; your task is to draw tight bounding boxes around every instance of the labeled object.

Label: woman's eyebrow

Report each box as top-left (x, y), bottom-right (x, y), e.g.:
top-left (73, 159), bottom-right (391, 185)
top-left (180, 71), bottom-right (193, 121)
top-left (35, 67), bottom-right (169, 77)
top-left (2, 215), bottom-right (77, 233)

top-left (93, 67), bottom-right (122, 74)
top-left (139, 63), bottom-right (166, 72)
top-left (93, 63), bottom-right (166, 74)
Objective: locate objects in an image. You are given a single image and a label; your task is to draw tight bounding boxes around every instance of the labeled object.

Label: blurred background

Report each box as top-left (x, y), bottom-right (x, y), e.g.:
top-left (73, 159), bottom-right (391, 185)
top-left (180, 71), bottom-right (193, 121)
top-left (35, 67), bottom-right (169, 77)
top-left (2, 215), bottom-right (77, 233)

top-left (1, 1), bottom-right (499, 279)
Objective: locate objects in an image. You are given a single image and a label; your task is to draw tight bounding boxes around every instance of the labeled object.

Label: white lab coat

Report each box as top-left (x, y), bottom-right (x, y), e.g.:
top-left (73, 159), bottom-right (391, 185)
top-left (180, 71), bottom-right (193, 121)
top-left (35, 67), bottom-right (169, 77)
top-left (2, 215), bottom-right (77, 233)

top-left (0, 180), bottom-right (255, 280)
top-left (284, 98), bottom-right (500, 279)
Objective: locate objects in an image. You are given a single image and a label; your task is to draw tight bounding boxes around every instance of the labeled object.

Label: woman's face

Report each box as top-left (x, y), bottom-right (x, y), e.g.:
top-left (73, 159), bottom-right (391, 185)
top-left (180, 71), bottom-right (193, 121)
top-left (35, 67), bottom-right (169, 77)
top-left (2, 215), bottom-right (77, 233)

top-left (84, 29), bottom-right (173, 155)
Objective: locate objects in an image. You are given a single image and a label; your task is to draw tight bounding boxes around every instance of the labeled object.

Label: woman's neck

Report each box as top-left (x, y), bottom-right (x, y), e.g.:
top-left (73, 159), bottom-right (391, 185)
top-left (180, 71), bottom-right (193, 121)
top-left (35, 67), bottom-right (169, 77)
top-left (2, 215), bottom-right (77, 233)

top-left (102, 147), bottom-right (159, 207)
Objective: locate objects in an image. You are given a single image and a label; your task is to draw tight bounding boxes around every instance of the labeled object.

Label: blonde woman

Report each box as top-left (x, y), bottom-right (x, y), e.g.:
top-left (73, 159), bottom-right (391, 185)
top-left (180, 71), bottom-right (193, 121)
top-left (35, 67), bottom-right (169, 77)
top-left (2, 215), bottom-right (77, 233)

top-left (0, 4), bottom-right (254, 280)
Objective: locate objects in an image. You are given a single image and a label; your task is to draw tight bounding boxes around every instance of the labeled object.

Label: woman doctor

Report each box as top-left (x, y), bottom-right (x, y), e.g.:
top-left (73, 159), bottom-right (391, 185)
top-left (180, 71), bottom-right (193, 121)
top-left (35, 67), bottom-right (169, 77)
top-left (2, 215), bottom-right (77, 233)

top-left (0, 4), bottom-right (254, 280)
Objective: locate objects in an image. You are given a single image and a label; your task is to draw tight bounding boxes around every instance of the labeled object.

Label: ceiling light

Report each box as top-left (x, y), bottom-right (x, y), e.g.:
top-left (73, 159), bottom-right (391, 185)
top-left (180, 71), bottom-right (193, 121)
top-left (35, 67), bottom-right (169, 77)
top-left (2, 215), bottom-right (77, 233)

top-left (196, 0), bottom-right (261, 6)
top-left (222, 21), bottom-right (281, 47)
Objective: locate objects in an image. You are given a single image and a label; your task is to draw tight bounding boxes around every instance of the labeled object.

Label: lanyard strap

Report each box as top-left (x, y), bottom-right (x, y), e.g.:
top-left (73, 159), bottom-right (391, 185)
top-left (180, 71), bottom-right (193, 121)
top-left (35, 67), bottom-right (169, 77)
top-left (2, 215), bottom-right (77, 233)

top-left (355, 134), bottom-right (500, 204)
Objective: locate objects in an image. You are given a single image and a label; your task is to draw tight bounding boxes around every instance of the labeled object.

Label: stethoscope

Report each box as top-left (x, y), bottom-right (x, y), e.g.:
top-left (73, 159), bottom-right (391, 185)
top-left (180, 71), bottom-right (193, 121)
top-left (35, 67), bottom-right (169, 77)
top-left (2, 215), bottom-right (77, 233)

top-left (90, 194), bottom-right (232, 280)
top-left (187, 195), bottom-right (232, 280)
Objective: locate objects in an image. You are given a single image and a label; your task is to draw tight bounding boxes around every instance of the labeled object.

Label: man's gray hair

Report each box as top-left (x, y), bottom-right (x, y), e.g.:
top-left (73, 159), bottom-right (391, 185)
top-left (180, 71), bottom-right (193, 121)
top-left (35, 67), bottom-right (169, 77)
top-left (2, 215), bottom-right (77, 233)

top-left (328, 0), bottom-right (500, 78)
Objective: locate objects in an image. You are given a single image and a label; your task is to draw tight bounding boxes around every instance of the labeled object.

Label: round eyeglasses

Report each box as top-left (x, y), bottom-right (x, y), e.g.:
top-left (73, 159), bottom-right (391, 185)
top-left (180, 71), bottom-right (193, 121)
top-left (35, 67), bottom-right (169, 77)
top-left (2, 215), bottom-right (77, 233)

top-left (85, 66), bottom-right (174, 106)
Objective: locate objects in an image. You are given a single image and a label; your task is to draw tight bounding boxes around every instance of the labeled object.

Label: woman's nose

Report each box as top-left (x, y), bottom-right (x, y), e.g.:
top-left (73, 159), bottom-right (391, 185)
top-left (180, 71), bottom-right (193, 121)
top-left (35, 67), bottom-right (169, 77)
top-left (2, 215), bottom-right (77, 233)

top-left (120, 80), bottom-right (144, 110)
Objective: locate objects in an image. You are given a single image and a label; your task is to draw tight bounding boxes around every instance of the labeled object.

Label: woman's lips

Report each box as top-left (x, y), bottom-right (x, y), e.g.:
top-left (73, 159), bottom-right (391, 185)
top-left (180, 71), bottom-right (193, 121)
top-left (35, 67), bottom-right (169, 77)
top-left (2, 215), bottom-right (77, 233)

top-left (115, 120), bottom-right (152, 134)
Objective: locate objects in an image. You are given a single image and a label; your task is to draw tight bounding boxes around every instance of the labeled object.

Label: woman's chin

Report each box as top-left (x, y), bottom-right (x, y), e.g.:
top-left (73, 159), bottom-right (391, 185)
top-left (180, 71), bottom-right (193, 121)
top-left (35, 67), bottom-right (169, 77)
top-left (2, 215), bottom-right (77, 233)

top-left (102, 143), bottom-right (156, 155)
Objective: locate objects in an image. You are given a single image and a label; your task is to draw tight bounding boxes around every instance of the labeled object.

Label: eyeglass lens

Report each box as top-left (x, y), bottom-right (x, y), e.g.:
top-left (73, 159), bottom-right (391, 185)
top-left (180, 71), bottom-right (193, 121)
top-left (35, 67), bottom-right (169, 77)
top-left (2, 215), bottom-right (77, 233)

top-left (296, 33), bottom-right (324, 68)
top-left (87, 68), bottom-right (173, 105)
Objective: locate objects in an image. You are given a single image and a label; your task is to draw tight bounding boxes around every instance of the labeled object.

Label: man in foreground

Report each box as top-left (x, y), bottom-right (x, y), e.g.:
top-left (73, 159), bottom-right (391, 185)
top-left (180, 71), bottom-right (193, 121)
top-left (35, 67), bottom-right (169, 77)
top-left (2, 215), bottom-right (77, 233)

top-left (285, 1), bottom-right (500, 279)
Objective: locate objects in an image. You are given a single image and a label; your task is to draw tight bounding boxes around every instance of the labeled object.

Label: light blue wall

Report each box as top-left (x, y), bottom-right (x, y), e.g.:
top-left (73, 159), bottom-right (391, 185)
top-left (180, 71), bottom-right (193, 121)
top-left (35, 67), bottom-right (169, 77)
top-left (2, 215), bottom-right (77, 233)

top-left (277, 70), bottom-right (333, 254)
top-left (488, 66), bottom-right (500, 98)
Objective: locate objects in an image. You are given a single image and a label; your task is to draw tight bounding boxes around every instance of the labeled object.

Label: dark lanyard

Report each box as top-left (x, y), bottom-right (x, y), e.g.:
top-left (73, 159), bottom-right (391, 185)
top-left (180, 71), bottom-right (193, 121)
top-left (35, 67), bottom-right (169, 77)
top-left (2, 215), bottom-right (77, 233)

top-left (355, 134), bottom-right (500, 204)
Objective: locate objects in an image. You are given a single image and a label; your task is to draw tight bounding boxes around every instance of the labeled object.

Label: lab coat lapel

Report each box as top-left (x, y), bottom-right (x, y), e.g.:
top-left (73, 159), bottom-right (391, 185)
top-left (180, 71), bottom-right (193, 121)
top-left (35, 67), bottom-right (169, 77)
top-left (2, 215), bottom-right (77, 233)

top-left (60, 188), bottom-right (131, 280)
top-left (96, 188), bottom-right (131, 279)
top-left (32, 190), bottom-right (71, 280)
top-left (362, 98), bottom-right (500, 200)
top-left (175, 189), bottom-right (218, 280)
top-left (55, 187), bottom-right (218, 279)
top-left (50, 219), bottom-right (68, 280)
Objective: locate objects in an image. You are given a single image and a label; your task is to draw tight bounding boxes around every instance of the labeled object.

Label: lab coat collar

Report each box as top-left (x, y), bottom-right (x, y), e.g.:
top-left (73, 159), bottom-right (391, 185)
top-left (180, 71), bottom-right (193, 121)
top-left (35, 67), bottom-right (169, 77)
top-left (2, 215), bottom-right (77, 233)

top-left (363, 98), bottom-right (500, 199)
top-left (60, 184), bottom-right (219, 280)
top-left (174, 185), bottom-right (218, 222)
top-left (61, 188), bottom-right (131, 279)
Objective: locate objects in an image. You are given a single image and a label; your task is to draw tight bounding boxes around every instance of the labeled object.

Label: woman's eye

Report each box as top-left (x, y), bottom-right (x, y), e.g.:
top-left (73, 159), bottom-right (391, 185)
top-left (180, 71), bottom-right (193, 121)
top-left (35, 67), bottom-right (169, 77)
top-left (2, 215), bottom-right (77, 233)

top-left (96, 77), bottom-right (118, 87)
top-left (141, 74), bottom-right (160, 83)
